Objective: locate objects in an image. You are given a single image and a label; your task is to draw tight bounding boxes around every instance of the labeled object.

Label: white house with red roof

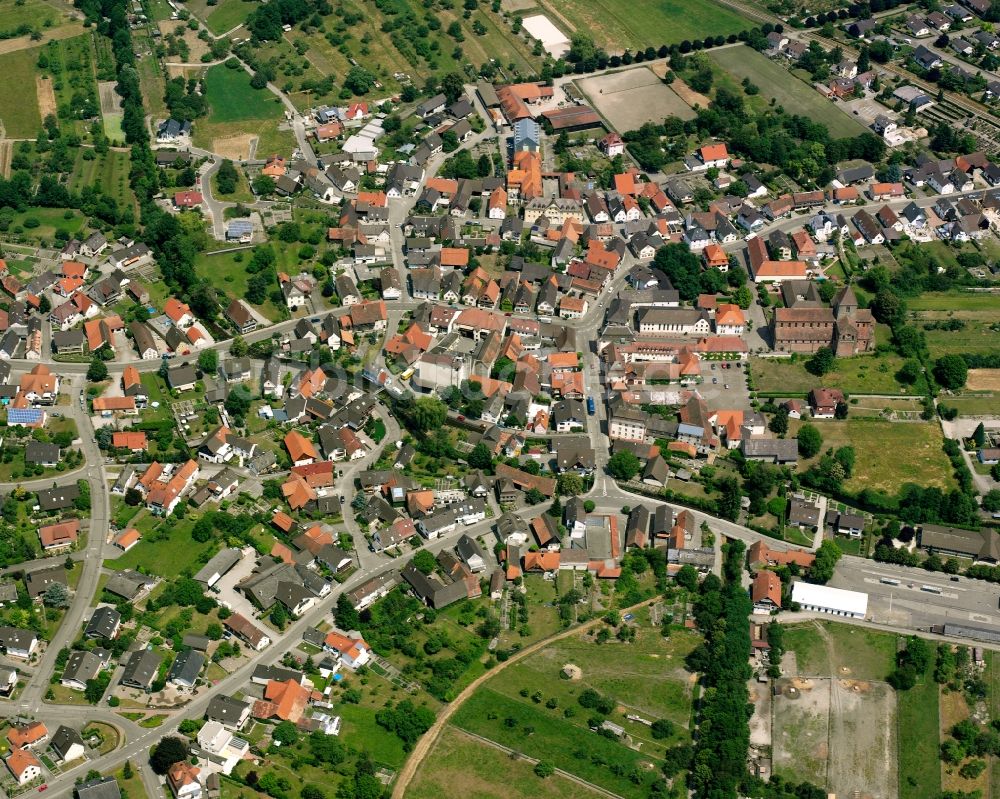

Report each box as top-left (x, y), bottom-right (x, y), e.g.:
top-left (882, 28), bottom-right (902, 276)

top-left (699, 143), bottom-right (730, 169)
top-left (323, 629), bottom-right (371, 670)
top-left (599, 132), bottom-right (625, 157)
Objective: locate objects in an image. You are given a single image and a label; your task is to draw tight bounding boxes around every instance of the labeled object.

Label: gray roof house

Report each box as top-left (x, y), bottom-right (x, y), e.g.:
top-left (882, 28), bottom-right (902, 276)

top-left (167, 649), bottom-right (205, 689)
top-left (120, 648), bottom-right (162, 691)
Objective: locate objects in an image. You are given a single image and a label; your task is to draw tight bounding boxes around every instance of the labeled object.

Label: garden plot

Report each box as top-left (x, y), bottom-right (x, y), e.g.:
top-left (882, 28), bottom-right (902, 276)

top-left (577, 67), bottom-right (695, 131)
top-left (772, 676), bottom-right (898, 799)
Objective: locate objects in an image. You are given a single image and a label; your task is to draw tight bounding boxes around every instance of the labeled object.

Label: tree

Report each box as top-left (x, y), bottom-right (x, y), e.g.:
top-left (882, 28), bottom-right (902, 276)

top-left (272, 721), bottom-right (299, 746)
top-left (983, 490), bottom-right (1000, 513)
top-left (43, 582), bottom-right (70, 608)
top-left (412, 549), bottom-right (437, 575)
top-left (216, 159), bottom-right (239, 195)
top-left (650, 719), bottom-right (675, 739)
top-left (797, 424), bottom-right (823, 458)
top-left (525, 488), bottom-right (546, 505)
top-left (534, 761), bottom-right (555, 778)
top-left (769, 406), bottom-right (789, 436)
top-left (344, 65), bottom-right (377, 95)
top-left (934, 354), bottom-right (968, 390)
top-left (336, 593), bottom-right (360, 630)
top-left (198, 349), bottom-right (218, 373)
top-left (467, 442), bottom-right (493, 470)
top-left (270, 603), bottom-right (288, 629)
top-left (253, 175), bottom-right (275, 195)
top-left (606, 451), bottom-right (641, 481)
top-left (87, 358), bottom-right (109, 382)
top-left (150, 737), bottom-right (188, 774)
top-left (230, 335), bottom-right (248, 357)
top-left (806, 346), bottom-right (835, 376)
top-left (557, 473), bottom-right (584, 496)
top-left (441, 72), bottom-right (464, 103)
top-left (674, 564), bottom-right (698, 592)
top-left (809, 539), bottom-right (841, 584)
top-left (974, 422), bottom-right (987, 448)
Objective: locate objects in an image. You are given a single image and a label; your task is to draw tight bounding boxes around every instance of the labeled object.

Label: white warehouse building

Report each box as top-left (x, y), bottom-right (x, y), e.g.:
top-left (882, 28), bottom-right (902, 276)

top-left (791, 581), bottom-right (868, 620)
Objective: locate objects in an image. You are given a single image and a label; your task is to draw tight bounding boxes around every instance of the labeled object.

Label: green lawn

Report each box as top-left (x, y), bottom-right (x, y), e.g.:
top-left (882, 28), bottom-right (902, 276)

top-left (452, 688), bottom-right (659, 795)
top-left (946, 394), bottom-right (1000, 416)
top-left (708, 46), bottom-right (869, 139)
top-left (782, 621), bottom-right (897, 681)
top-left (0, 0), bottom-right (56, 31)
top-left (788, 417), bottom-right (955, 494)
top-left (897, 677), bottom-right (941, 799)
top-left (0, 46), bottom-right (44, 137)
top-left (193, 64), bottom-right (292, 155)
top-left (906, 292), bottom-right (1000, 314)
top-left (491, 623), bottom-right (700, 731)
top-left (8, 207), bottom-right (88, 243)
top-left (202, 64), bottom-right (286, 122)
top-left (409, 726), bottom-right (609, 799)
top-left (212, 162), bottom-right (255, 203)
top-left (204, 0), bottom-right (255, 34)
top-left (751, 352), bottom-right (921, 396)
top-left (103, 515), bottom-right (218, 577)
top-left (193, 249), bottom-right (283, 322)
top-left (549, 0), bottom-right (750, 51)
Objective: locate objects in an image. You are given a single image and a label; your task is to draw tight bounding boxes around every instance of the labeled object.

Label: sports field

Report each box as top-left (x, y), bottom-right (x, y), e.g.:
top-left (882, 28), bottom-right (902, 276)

top-left (185, 0), bottom-right (255, 35)
top-left (541, 0), bottom-right (750, 51)
top-left (0, 46), bottom-right (43, 137)
top-left (708, 45), bottom-right (868, 138)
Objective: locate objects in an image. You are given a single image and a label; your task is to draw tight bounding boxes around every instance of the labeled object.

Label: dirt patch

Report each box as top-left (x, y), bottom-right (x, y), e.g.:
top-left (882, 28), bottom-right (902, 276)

top-left (669, 77), bottom-right (711, 109)
top-left (773, 677), bottom-right (897, 799)
top-left (967, 369), bottom-right (1000, 391)
top-left (212, 133), bottom-right (256, 160)
top-left (36, 76), bottom-right (57, 121)
top-left (0, 141), bottom-right (11, 179)
top-left (99, 81), bottom-right (123, 115)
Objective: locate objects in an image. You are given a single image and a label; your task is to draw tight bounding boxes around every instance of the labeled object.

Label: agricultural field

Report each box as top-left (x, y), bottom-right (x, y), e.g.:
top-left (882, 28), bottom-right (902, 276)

top-left (788, 417), bottom-right (956, 494)
top-left (750, 351), bottom-right (919, 396)
top-left (409, 726), bottom-right (608, 799)
top-left (576, 67), bottom-right (696, 131)
top-left (708, 46), bottom-right (869, 139)
top-left (68, 149), bottom-right (134, 208)
top-left (192, 64), bottom-right (294, 158)
top-left (0, 47), bottom-right (43, 137)
top-left (538, 0), bottom-right (749, 52)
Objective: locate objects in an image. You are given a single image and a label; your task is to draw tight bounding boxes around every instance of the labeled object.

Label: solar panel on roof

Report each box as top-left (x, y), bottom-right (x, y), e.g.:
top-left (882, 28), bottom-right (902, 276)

top-left (8, 408), bottom-right (42, 423)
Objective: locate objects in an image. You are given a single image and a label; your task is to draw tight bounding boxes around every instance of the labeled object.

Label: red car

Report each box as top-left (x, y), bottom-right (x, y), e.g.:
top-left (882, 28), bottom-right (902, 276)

top-left (38, 786), bottom-right (48, 792)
